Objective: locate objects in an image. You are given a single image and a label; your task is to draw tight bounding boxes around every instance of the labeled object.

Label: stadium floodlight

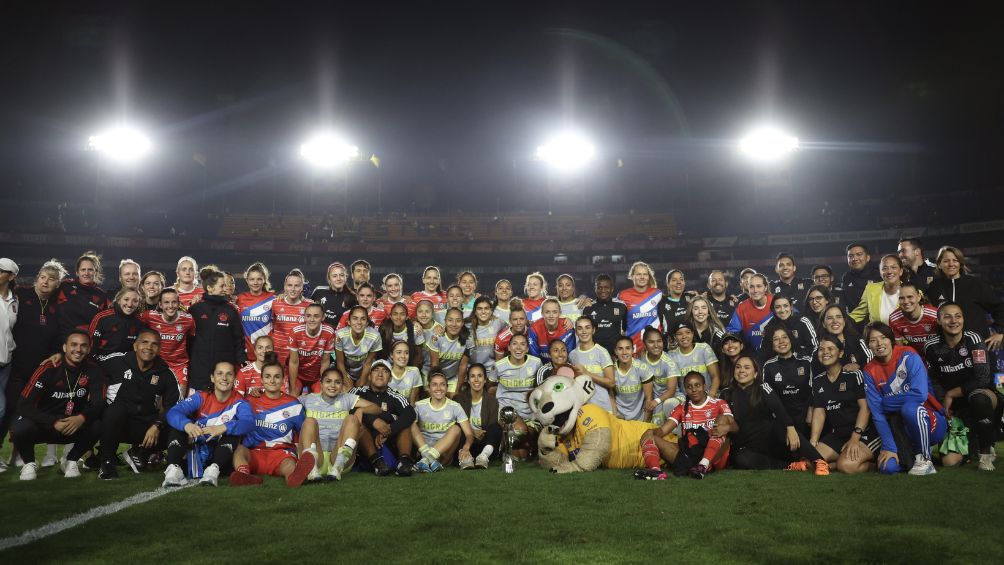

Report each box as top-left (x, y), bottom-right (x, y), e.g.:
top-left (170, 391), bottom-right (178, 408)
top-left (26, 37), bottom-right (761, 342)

top-left (87, 126), bottom-right (152, 163)
top-left (535, 131), bottom-right (596, 171)
top-left (739, 126), bottom-right (799, 162)
top-left (300, 133), bottom-right (360, 168)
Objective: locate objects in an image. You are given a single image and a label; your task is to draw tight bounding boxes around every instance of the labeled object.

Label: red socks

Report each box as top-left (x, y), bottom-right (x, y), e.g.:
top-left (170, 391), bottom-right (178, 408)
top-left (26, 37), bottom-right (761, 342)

top-left (702, 436), bottom-right (725, 465)
top-left (641, 439), bottom-right (661, 469)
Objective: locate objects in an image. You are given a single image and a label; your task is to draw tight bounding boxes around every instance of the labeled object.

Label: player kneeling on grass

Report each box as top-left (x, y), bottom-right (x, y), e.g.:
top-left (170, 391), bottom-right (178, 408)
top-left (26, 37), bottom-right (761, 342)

top-left (410, 371), bottom-right (475, 472)
top-left (163, 361), bottom-right (253, 487)
top-left (12, 330), bottom-right (104, 481)
top-left (301, 367), bottom-right (381, 480)
top-left (229, 360), bottom-right (319, 487)
top-left (639, 372), bottom-right (733, 479)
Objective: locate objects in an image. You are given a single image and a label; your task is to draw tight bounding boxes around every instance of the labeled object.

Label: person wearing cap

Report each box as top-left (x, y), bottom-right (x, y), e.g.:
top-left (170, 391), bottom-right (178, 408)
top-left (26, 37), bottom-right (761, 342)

top-left (735, 268), bottom-right (757, 302)
top-left (667, 321), bottom-right (721, 397)
top-left (351, 358), bottom-right (416, 476)
top-left (0, 257), bottom-right (19, 460)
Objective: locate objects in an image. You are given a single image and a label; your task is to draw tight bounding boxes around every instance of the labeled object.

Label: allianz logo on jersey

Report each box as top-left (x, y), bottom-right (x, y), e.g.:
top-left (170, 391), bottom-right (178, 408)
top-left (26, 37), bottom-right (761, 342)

top-left (276, 314), bottom-right (301, 323)
top-left (161, 333), bottom-right (185, 341)
top-left (631, 311), bottom-right (656, 320)
top-left (256, 419), bottom-right (289, 433)
top-left (242, 314), bottom-right (270, 323)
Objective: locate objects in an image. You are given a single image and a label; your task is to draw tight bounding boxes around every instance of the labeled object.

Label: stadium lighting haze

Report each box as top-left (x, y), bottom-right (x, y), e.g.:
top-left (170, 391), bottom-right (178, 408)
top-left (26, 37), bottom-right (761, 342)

top-left (535, 132), bottom-right (596, 170)
top-left (739, 126), bottom-right (799, 162)
top-left (87, 126), bottom-right (152, 163)
top-left (299, 133), bottom-right (360, 168)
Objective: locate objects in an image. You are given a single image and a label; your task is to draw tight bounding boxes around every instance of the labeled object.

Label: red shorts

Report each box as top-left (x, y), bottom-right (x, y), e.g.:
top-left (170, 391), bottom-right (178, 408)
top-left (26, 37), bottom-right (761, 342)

top-left (168, 364), bottom-right (189, 387)
top-left (248, 448), bottom-right (297, 476)
top-left (296, 379), bottom-right (321, 395)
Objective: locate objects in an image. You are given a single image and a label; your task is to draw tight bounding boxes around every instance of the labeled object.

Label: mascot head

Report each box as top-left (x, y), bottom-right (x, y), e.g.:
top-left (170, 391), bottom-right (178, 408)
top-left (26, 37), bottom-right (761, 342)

top-left (529, 374), bottom-right (595, 436)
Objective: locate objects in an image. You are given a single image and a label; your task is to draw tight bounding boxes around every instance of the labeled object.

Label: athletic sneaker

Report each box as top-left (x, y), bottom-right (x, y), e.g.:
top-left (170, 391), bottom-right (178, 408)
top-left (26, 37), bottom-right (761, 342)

top-left (13, 453), bottom-right (25, 467)
top-left (120, 448), bottom-right (143, 474)
top-left (459, 454), bottom-right (475, 470)
top-left (396, 457), bottom-right (414, 477)
top-left (474, 453), bottom-right (490, 469)
top-left (307, 465), bottom-right (322, 482)
top-left (0, 459), bottom-right (7, 473)
top-left (40, 453), bottom-right (58, 468)
top-left (814, 459), bottom-right (830, 476)
top-left (82, 454), bottom-right (100, 471)
top-left (228, 471), bottom-right (263, 487)
top-left (429, 460), bottom-right (444, 472)
top-left (98, 460), bottom-right (119, 480)
top-left (286, 451), bottom-right (315, 488)
top-left (328, 464), bottom-right (343, 482)
top-left (908, 457), bottom-right (936, 476)
top-left (978, 453), bottom-right (996, 472)
top-left (372, 456), bottom-right (393, 477)
top-left (633, 468), bottom-right (667, 481)
top-left (163, 464), bottom-right (187, 487)
top-left (412, 459), bottom-right (433, 473)
top-left (784, 460), bottom-right (810, 472)
top-left (20, 462), bottom-right (38, 481)
top-left (62, 460), bottom-right (82, 479)
top-left (689, 464), bottom-right (709, 480)
top-left (200, 463), bottom-right (220, 487)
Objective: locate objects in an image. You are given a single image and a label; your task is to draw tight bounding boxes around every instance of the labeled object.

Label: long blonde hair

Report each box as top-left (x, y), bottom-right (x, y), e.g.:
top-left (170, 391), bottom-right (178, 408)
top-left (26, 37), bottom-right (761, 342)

top-left (627, 261), bottom-right (656, 290)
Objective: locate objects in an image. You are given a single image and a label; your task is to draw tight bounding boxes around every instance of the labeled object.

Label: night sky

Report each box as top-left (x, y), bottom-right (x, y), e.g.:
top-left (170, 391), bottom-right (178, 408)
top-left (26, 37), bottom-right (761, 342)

top-left (1, 1), bottom-right (1002, 216)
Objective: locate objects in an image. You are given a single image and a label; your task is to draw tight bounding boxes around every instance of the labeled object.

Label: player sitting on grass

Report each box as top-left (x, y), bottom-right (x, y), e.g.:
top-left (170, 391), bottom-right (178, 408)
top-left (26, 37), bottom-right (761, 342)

top-left (410, 371), bottom-right (475, 472)
top-left (640, 371), bottom-right (733, 479)
top-left (454, 363), bottom-right (501, 469)
top-left (300, 366), bottom-right (381, 480)
top-left (163, 360), bottom-right (254, 487)
top-left (229, 360), bottom-right (320, 487)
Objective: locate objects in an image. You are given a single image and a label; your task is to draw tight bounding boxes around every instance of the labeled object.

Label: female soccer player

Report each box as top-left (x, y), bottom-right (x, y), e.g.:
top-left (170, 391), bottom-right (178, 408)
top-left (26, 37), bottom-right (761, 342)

top-left (139, 270), bottom-right (165, 311)
top-left (414, 299), bottom-right (443, 377)
top-left (387, 340), bottom-right (423, 404)
top-left (237, 261), bottom-right (275, 363)
top-left (613, 336), bottom-right (655, 421)
top-left (174, 256), bottom-right (203, 310)
top-left (163, 360), bottom-right (254, 487)
top-left (685, 296), bottom-right (725, 352)
top-left (379, 273), bottom-right (413, 318)
top-left (555, 274), bottom-right (582, 323)
top-left (494, 303), bottom-right (528, 361)
top-left (188, 271), bottom-right (245, 393)
top-left (271, 269), bottom-right (313, 369)
top-left (492, 279), bottom-right (513, 323)
top-left (140, 288), bottom-right (195, 395)
top-left (640, 327), bottom-right (683, 425)
top-left (926, 245), bottom-right (1004, 349)
top-left (116, 259), bottom-right (141, 293)
top-left (667, 321), bottom-right (721, 398)
top-left (229, 360), bottom-right (320, 487)
top-left (617, 261), bottom-right (662, 352)
top-left (334, 305), bottom-right (383, 385)
top-left (924, 302), bottom-right (1002, 471)
top-left (454, 363), bottom-right (501, 469)
top-left (411, 266), bottom-right (447, 321)
top-left (311, 262), bottom-right (356, 327)
top-left (642, 372), bottom-right (733, 479)
top-left (808, 336), bottom-right (878, 474)
top-left (818, 304), bottom-right (872, 371)
top-left (378, 302), bottom-right (424, 365)
top-left (495, 333), bottom-right (543, 457)
top-left (287, 303), bottom-right (335, 396)
top-left (760, 326), bottom-right (814, 435)
top-left (863, 322), bottom-right (946, 475)
top-left (300, 367), bottom-right (382, 480)
top-left (568, 316), bottom-right (616, 413)
top-left (717, 354), bottom-right (828, 474)
top-left (410, 371), bottom-right (475, 472)
top-left (803, 285), bottom-right (833, 330)
top-left (658, 269), bottom-right (690, 348)
top-left (236, 338), bottom-right (277, 396)
top-left (535, 339), bottom-right (572, 384)
top-left (759, 295), bottom-right (818, 360)
top-left (888, 281), bottom-right (938, 355)
top-left (88, 288), bottom-right (144, 356)
top-left (528, 298), bottom-right (575, 363)
top-left (438, 284), bottom-right (465, 326)
top-left (337, 283), bottom-right (386, 329)
top-left (428, 307), bottom-right (471, 394)
top-left (467, 296), bottom-right (507, 381)
top-left (521, 272), bottom-right (548, 322)
top-left (457, 271), bottom-right (479, 318)
top-left (850, 254), bottom-right (905, 325)
top-left (56, 251), bottom-right (109, 338)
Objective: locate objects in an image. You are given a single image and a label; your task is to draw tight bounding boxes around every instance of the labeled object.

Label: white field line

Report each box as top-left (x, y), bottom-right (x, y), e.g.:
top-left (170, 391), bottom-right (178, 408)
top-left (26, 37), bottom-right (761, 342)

top-left (0, 483), bottom-right (195, 552)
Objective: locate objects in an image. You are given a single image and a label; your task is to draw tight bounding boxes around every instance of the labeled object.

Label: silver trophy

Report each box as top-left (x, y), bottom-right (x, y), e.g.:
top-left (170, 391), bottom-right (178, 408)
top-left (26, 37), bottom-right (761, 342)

top-left (499, 406), bottom-right (521, 474)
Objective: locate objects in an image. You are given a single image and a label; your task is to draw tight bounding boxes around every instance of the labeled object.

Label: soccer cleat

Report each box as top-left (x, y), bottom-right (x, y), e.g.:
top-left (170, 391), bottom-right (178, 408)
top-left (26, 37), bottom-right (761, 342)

top-left (82, 454), bottom-right (100, 472)
top-left (307, 465), bottom-right (323, 482)
top-left (459, 454), bottom-right (475, 470)
top-left (474, 453), bottom-right (490, 470)
top-left (40, 453), bottom-right (58, 468)
top-left (20, 462), bottom-right (38, 481)
top-left (908, 457), bottom-right (936, 476)
top-left (429, 460), bottom-right (444, 472)
top-left (372, 456), bottom-right (393, 477)
top-left (286, 451), bottom-right (315, 488)
top-left (784, 460), bottom-right (810, 472)
top-left (412, 459), bottom-right (433, 473)
top-left (163, 464), bottom-right (188, 487)
top-left (978, 453), bottom-right (996, 472)
top-left (814, 459), bottom-right (830, 476)
top-left (120, 448), bottom-right (143, 474)
top-left (328, 463), bottom-right (343, 482)
top-left (62, 460), bottom-right (82, 479)
top-left (633, 468), bottom-right (667, 481)
top-left (228, 471), bottom-right (263, 487)
top-left (395, 457), bottom-right (414, 477)
top-left (689, 464), bottom-right (708, 480)
top-left (98, 461), bottom-right (119, 480)
top-left (200, 463), bottom-right (220, 487)
top-left (0, 459), bottom-right (7, 473)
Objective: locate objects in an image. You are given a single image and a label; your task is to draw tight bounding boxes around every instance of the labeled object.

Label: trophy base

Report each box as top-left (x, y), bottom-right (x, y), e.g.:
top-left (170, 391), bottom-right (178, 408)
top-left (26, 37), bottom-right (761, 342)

top-left (502, 454), bottom-right (515, 474)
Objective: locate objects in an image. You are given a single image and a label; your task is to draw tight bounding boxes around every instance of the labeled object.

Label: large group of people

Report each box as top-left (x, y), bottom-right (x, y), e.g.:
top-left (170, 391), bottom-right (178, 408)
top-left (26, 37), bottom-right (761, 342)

top-left (0, 235), bottom-right (1001, 486)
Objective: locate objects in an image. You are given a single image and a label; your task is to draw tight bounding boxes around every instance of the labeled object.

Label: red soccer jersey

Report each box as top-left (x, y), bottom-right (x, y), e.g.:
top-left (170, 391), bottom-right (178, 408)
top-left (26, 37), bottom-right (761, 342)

top-left (411, 290), bottom-right (447, 317)
top-left (236, 362), bottom-right (290, 395)
top-left (379, 297), bottom-right (417, 319)
top-left (336, 307), bottom-right (387, 330)
top-left (495, 327), bottom-right (517, 356)
top-left (888, 306), bottom-right (939, 356)
top-left (669, 397), bottom-right (733, 433)
top-left (271, 298), bottom-right (313, 364)
top-left (177, 287), bottom-right (205, 311)
top-left (287, 323), bottom-right (335, 384)
top-left (140, 310), bottom-right (195, 368)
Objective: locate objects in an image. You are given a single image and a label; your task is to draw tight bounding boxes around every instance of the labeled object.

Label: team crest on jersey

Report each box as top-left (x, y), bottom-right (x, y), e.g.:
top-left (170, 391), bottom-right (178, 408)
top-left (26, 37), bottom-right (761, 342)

top-left (78, 376), bottom-right (89, 386)
top-left (959, 347), bottom-right (968, 356)
top-left (793, 330), bottom-right (800, 338)
top-left (176, 325), bottom-right (182, 331)
top-left (123, 369), bottom-right (133, 380)
top-left (613, 308), bottom-right (620, 315)
top-left (282, 410), bottom-right (290, 418)
top-left (775, 373), bottom-right (782, 382)
top-left (797, 367), bottom-right (805, 376)
top-left (838, 382), bottom-right (847, 392)
top-left (92, 295), bottom-right (100, 303)
top-left (381, 402), bottom-right (388, 411)
top-left (150, 374), bottom-right (160, 385)
top-left (218, 312), bottom-right (229, 322)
